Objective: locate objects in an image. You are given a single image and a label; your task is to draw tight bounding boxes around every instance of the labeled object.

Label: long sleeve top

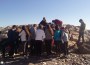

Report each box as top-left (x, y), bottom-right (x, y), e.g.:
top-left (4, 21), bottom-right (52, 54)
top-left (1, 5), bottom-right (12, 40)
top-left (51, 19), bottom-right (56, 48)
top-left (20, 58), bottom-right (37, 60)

top-left (35, 29), bottom-right (45, 41)
top-left (19, 30), bottom-right (26, 42)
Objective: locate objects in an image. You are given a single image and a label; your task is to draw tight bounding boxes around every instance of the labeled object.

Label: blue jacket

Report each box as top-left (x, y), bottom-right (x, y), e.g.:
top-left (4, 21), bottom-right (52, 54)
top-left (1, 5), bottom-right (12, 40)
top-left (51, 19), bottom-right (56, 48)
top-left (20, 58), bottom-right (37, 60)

top-left (54, 30), bottom-right (62, 41)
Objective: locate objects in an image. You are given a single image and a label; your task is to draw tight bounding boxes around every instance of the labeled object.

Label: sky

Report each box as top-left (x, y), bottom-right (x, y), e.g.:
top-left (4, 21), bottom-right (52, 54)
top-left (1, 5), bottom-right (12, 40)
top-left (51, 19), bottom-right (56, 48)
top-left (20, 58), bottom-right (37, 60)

top-left (0, 0), bottom-right (90, 29)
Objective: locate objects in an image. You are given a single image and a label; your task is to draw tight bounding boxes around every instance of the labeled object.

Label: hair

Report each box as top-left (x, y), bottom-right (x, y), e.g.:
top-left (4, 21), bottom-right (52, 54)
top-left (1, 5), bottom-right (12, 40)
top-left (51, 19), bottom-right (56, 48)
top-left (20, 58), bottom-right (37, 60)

top-left (12, 25), bottom-right (17, 29)
top-left (22, 26), bottom-right (25, 30)
top-left (33, 24), bottom-right (37, 27)
top-left (26, 25), bottom-right (30, 30)
top-left (43, 17), bottom-right (46, 21)
top-left (25, 25), bottom-right (31, 36)
top-left (43, 17), bottom-right (45, 19)
top-left (79, 19), bottom-right (83, 22)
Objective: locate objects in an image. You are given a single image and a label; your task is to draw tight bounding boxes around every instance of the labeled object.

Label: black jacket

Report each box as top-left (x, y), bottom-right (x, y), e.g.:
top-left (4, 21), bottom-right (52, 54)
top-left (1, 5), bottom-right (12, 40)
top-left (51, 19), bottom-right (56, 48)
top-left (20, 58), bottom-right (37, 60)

top-left (7, 29), bottom-right (18, 42)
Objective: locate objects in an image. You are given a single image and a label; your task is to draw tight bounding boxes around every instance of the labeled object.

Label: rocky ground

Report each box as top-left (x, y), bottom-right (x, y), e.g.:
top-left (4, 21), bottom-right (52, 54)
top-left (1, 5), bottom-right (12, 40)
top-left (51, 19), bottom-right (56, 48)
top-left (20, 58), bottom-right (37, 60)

top-left (1, 40), bottom-right (90, 65)
top-left (0, 53), bottom-right (90, 65)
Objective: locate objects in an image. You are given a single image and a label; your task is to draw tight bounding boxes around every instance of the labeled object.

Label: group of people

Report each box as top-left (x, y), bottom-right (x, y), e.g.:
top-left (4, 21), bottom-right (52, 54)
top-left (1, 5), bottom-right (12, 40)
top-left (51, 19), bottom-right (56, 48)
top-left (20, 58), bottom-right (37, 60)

top-left (0, 18), bottom-right (86, 59)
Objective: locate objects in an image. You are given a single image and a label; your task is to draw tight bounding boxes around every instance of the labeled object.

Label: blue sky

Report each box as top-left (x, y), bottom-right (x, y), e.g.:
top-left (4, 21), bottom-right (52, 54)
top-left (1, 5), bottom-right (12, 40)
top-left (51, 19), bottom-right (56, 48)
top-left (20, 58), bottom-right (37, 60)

top-left (0, 0), bottom-right (90, 29)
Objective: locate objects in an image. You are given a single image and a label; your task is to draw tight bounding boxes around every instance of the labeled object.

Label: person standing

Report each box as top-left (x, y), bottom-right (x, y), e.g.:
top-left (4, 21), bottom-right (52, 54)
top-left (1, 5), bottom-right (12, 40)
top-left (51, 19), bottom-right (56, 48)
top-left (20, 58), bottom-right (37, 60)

top-left (7, 25), bottom-right (17, 58)
top-left (14, 27), bottom-right (20, 54)
top-left (54, 25), bottom-right (62, 55)
top-left (45, 24), bottom-right (54, 56)
top-left (19, 26), bottom-right (27, 56)
top-left (78, 19), bottom-right (86, 43)
top-left (35, 25), bottom-right (45, 56)
top-left (61, 27), bottom-right (69, 57)
top-left (25, 25), bottom-right (31, 56)
top-left (30, 24), bottom-right (37, 56)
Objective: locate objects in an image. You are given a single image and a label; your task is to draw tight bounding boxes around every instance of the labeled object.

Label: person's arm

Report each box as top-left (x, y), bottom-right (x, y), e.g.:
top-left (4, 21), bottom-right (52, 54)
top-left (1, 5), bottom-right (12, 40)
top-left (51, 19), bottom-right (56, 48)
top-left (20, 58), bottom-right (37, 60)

top-left (19, 31), bottom-right (23, 36)
top-left (49, 27), bottom-right (54, 36)
top-left (42, 30), bottom-right (45, 40)
top-left (61, 31), bottom-right (64, 43)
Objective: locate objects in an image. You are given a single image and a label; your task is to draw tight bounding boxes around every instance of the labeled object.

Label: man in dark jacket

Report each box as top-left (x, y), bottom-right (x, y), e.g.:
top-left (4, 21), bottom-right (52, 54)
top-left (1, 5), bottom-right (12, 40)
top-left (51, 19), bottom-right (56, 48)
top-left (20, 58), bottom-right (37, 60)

top-left (78, 19), bottom-right (86, 43)
top-left (7, 25), bottom-right (17, 58)
top-left (39, 17), bottom-right (47, 26)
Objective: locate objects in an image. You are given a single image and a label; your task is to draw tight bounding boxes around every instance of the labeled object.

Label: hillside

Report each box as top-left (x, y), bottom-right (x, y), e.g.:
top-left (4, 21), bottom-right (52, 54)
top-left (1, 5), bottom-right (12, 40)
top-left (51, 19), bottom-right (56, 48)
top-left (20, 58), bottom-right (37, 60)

top-left (0, 24), bottom-right (90, 65)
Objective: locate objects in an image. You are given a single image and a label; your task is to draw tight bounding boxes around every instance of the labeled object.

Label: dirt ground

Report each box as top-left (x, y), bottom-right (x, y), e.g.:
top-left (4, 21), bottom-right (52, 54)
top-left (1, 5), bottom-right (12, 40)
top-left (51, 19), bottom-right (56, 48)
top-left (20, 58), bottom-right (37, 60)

top-left (0, 53), bottom-right (90, 65)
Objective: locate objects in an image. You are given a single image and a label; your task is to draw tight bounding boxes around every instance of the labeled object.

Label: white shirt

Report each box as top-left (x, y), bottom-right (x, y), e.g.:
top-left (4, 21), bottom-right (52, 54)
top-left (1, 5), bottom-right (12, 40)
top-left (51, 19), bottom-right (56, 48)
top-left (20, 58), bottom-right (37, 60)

top-left (35, 29), bottom-right (45, 41)
top-left (19, 30), bottom-right (26, 41)
top-left (62, 32), bottom-right (69, 42)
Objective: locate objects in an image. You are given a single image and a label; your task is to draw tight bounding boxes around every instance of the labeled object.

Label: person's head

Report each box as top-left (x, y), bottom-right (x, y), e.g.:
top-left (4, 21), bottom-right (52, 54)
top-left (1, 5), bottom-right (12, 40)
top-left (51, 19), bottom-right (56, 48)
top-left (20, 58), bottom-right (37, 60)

top-left (26, 25), bottom-right (30, 30)
top-left (61, 27), bottom-right (65, 31)
top-left (51, 24), bottom-right (55, 28)
top-left (16, 27), bottom-right (21, 32)
top-left (12, 25), bottom-right (17, 29)
top-left (22, 26), bottom-right (25, 30)
top-left (33, 24), bottom-right (37, 28)
top-left (64, 27), bottom-right (69, 33)
top-left (55, 25), bottom-right (59, 30)
top-left (79, 19), bottom-right (83, 23)
top-left (43, 17), bottom-right (46, 21)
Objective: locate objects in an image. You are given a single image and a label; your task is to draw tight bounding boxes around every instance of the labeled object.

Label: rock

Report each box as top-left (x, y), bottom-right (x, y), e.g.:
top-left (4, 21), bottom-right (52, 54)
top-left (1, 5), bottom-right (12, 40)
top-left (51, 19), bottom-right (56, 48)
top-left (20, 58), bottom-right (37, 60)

top-left (42, 62), bottom-right (46, 65)
top-left (28, 63), bottom-right (34, 65)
